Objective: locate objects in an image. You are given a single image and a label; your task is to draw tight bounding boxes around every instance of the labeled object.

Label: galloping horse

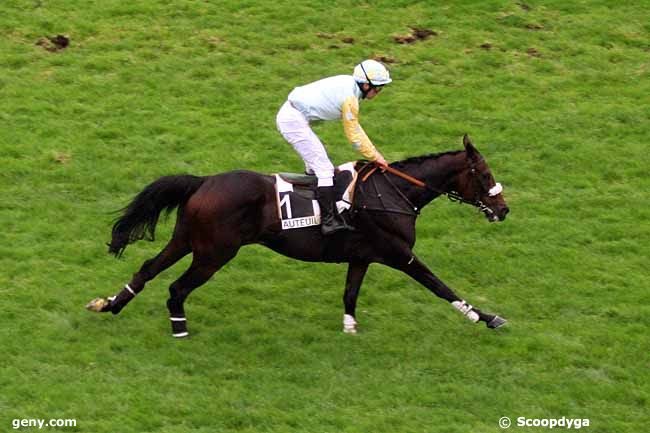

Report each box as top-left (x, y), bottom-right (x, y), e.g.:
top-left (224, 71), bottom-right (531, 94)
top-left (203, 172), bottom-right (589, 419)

top-left (87, 135), bottom-right (510, 336)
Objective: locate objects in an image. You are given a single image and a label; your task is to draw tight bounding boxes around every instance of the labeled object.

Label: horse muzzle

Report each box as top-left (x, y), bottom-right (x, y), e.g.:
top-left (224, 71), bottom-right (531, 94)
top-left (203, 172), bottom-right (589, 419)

top-left (482, 204), bottom-right (509, 222)
top-left (491, 205), bottom-right (509, 222)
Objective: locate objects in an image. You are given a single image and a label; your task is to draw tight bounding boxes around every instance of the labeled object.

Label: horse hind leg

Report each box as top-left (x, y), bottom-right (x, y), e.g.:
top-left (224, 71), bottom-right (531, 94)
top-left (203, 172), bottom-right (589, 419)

top-left (86, 236), bottom-right (191, 314)
top-left (166, 248), bottom-right (239, 338)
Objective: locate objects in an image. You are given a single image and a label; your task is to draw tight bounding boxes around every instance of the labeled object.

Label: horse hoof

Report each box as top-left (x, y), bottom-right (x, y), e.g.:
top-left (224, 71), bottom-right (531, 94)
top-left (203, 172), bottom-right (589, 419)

top-left (487, 316), bottom-right (507, 329)
top-left (172, 332), bottom-right (189, 338)
top-left (343, 327), bottom-right (357, 334)
top-left (86, 297), bottom-right (110, 312)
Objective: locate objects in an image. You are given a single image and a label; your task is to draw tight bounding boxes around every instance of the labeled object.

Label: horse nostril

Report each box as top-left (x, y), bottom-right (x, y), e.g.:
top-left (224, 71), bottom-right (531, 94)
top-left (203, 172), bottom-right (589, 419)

top-left (501, 206), bottom-right (510, 219)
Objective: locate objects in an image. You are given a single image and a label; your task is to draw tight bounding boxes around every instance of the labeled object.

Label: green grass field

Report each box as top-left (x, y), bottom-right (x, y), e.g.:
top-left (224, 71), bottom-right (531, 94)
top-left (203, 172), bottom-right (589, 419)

top-left (2, 1), bottom-right (649, 432)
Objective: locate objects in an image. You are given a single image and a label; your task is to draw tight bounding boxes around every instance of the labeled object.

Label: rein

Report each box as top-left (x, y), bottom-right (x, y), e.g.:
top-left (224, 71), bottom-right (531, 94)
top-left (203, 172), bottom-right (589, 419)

top-left (360, 163), bottom-right (490, 213)
top-left (383, 166), bottom-right (476, 206)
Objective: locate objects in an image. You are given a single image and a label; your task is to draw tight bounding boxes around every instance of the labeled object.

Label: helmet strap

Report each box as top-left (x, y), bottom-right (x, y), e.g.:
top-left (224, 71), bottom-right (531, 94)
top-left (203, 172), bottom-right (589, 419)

top-left (357, 81), bottom-right (371, 99)
top-left (358, 61), bottom-right (378, 99)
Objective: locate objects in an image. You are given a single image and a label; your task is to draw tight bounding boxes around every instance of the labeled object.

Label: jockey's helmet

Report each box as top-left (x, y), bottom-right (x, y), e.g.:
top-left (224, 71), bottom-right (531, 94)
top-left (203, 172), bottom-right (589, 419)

top-left (353, 60), bottom-right (392, 87)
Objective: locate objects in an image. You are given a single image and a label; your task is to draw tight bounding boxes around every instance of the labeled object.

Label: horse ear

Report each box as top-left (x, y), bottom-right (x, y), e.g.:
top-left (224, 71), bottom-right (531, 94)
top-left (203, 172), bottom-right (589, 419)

top-left (463, 134), bottom-right (478, 159)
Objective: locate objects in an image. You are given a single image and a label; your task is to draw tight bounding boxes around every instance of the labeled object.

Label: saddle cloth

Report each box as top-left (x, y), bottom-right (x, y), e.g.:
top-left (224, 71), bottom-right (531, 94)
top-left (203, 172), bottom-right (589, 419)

top-left (275, 162), bottom-right (357, 230)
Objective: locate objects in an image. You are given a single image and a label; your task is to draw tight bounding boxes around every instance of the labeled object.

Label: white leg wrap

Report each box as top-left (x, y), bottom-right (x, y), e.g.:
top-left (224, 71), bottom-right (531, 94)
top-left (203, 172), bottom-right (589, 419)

top-left (343, 314), bottom-right (358, 334)
top-left (125, 284), bottom-right (136, 296)
top-left (452, 300), bottom-right (480, 323)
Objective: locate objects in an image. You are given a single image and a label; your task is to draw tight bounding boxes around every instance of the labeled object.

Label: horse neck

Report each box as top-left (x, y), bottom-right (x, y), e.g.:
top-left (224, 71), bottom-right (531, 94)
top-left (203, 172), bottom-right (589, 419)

top-left (395, 151), bottom-right (467, 209)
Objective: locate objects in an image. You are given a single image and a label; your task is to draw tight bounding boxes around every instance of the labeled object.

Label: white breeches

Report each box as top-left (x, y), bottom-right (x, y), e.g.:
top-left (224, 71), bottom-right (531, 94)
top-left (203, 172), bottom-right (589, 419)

top-left (276, 101), bottom-right (334, 187)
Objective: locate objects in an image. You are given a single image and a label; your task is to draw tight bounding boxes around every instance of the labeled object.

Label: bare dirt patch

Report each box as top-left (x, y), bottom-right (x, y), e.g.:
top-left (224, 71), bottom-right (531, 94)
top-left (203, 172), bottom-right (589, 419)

top-left (36, 35), bottom-right (69, 52)
top-left (372, 54), bottom-right (397, 64)
top-left (526, 47), bottom-right (541, 57)
top-left (394, 27), bottom-right (437, 44)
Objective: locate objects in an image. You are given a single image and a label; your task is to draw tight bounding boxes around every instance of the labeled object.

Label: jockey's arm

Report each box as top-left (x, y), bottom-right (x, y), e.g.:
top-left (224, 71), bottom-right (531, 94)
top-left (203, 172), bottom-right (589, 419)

top-left (341, 96), bottom-right (380, 161)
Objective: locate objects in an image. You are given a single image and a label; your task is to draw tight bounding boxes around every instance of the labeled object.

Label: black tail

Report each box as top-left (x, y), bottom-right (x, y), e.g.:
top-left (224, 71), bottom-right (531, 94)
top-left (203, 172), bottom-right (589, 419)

top-left (108, 175), bottom-right (205, 257)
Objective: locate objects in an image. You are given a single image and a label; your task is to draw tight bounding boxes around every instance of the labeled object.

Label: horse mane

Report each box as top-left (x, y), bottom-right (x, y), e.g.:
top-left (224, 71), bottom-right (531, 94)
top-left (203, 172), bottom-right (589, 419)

top-left (390, 150), bottom-right (464, 169)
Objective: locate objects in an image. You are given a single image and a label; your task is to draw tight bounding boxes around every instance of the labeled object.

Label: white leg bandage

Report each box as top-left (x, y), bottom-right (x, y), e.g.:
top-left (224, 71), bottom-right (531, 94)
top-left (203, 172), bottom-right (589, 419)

top-left (170, 317), bottom-right (188, 338)
top-left (172, 332), bottom-right (189, 338)
top-left (125, 284), bottom-right (136, 296)
top-left (343, 314), bottom-right (358, 334)
top-left (452, 300), bottom-right (479, 323)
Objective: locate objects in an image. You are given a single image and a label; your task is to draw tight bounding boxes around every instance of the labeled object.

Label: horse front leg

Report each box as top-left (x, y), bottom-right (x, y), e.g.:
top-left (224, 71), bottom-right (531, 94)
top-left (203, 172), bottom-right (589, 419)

top-left (389, 254), bottom-right (506, 329)
top-left (342, 261), bottom-right (369, 334)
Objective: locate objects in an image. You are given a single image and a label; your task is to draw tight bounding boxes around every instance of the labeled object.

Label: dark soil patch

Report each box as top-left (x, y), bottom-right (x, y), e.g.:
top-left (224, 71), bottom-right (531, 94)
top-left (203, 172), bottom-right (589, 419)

top-left (526, 23), bottom-right (544, 30)
top-left (36, 35), bottom-right (69, 52)
top-left (526, 47), bottom-right (541, 57)
top-left (394, 27), bottom-right (437, 44)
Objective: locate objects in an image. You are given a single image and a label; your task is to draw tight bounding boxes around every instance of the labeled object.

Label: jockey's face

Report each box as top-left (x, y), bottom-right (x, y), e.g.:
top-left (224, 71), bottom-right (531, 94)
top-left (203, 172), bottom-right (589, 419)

top-left (362, 83), bottom-right (384, 100)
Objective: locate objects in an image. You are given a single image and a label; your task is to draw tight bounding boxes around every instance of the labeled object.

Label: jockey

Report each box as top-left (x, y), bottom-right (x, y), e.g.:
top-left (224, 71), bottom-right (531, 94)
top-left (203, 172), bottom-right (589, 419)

top-left (276, 59), bottom-right (391, 235)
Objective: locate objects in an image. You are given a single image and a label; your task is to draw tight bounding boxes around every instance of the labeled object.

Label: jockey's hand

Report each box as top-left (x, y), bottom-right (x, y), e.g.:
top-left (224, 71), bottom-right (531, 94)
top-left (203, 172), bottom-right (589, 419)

top-left (374, 153), bottom-right (388, 170)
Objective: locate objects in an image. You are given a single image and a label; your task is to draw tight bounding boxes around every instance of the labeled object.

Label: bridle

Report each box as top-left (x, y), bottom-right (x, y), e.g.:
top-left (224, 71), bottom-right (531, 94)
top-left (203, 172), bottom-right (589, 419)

top-left (360, 161), bottom-right (502, 216)
top-left (463, 158), bottom-right (503, 216)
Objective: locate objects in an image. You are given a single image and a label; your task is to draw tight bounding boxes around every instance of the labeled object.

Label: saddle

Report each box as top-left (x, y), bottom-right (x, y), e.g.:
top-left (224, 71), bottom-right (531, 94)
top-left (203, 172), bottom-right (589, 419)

top-left (274, 162), bottom-right (358, 230)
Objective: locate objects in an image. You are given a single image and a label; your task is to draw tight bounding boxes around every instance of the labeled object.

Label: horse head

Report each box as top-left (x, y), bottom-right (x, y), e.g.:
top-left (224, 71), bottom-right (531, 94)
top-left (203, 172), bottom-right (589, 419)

top-left (454, 134), bottom-right (509, 222)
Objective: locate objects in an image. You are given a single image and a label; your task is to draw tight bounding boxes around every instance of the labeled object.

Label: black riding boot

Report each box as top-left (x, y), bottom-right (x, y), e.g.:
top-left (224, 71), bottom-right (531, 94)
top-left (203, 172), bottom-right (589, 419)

top-left (317, 186), bottom-right (350, 235)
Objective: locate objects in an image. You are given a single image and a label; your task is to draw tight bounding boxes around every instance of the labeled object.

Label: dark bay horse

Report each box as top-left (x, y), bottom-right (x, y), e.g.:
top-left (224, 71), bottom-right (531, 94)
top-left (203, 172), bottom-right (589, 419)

top-left (87, 135), bottom-right (509, 336)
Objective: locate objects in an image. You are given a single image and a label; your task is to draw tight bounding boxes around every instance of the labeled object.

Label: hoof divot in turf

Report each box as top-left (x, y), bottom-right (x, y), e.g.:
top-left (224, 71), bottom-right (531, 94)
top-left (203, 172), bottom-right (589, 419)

top-left (36, 35), bottom-right (69, 52)
top-left (394, 27), bottom-right (437, 44)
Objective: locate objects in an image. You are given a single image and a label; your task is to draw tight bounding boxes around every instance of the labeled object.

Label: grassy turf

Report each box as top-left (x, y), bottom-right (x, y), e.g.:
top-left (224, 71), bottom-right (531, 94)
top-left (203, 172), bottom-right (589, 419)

top-left (2, 1), bottom-right (649, 432)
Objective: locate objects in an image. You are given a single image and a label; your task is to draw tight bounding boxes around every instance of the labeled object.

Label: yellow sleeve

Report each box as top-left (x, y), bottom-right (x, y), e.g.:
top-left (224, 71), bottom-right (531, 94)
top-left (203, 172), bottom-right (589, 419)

top-left (341, 96), bottom-right (378, 160)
